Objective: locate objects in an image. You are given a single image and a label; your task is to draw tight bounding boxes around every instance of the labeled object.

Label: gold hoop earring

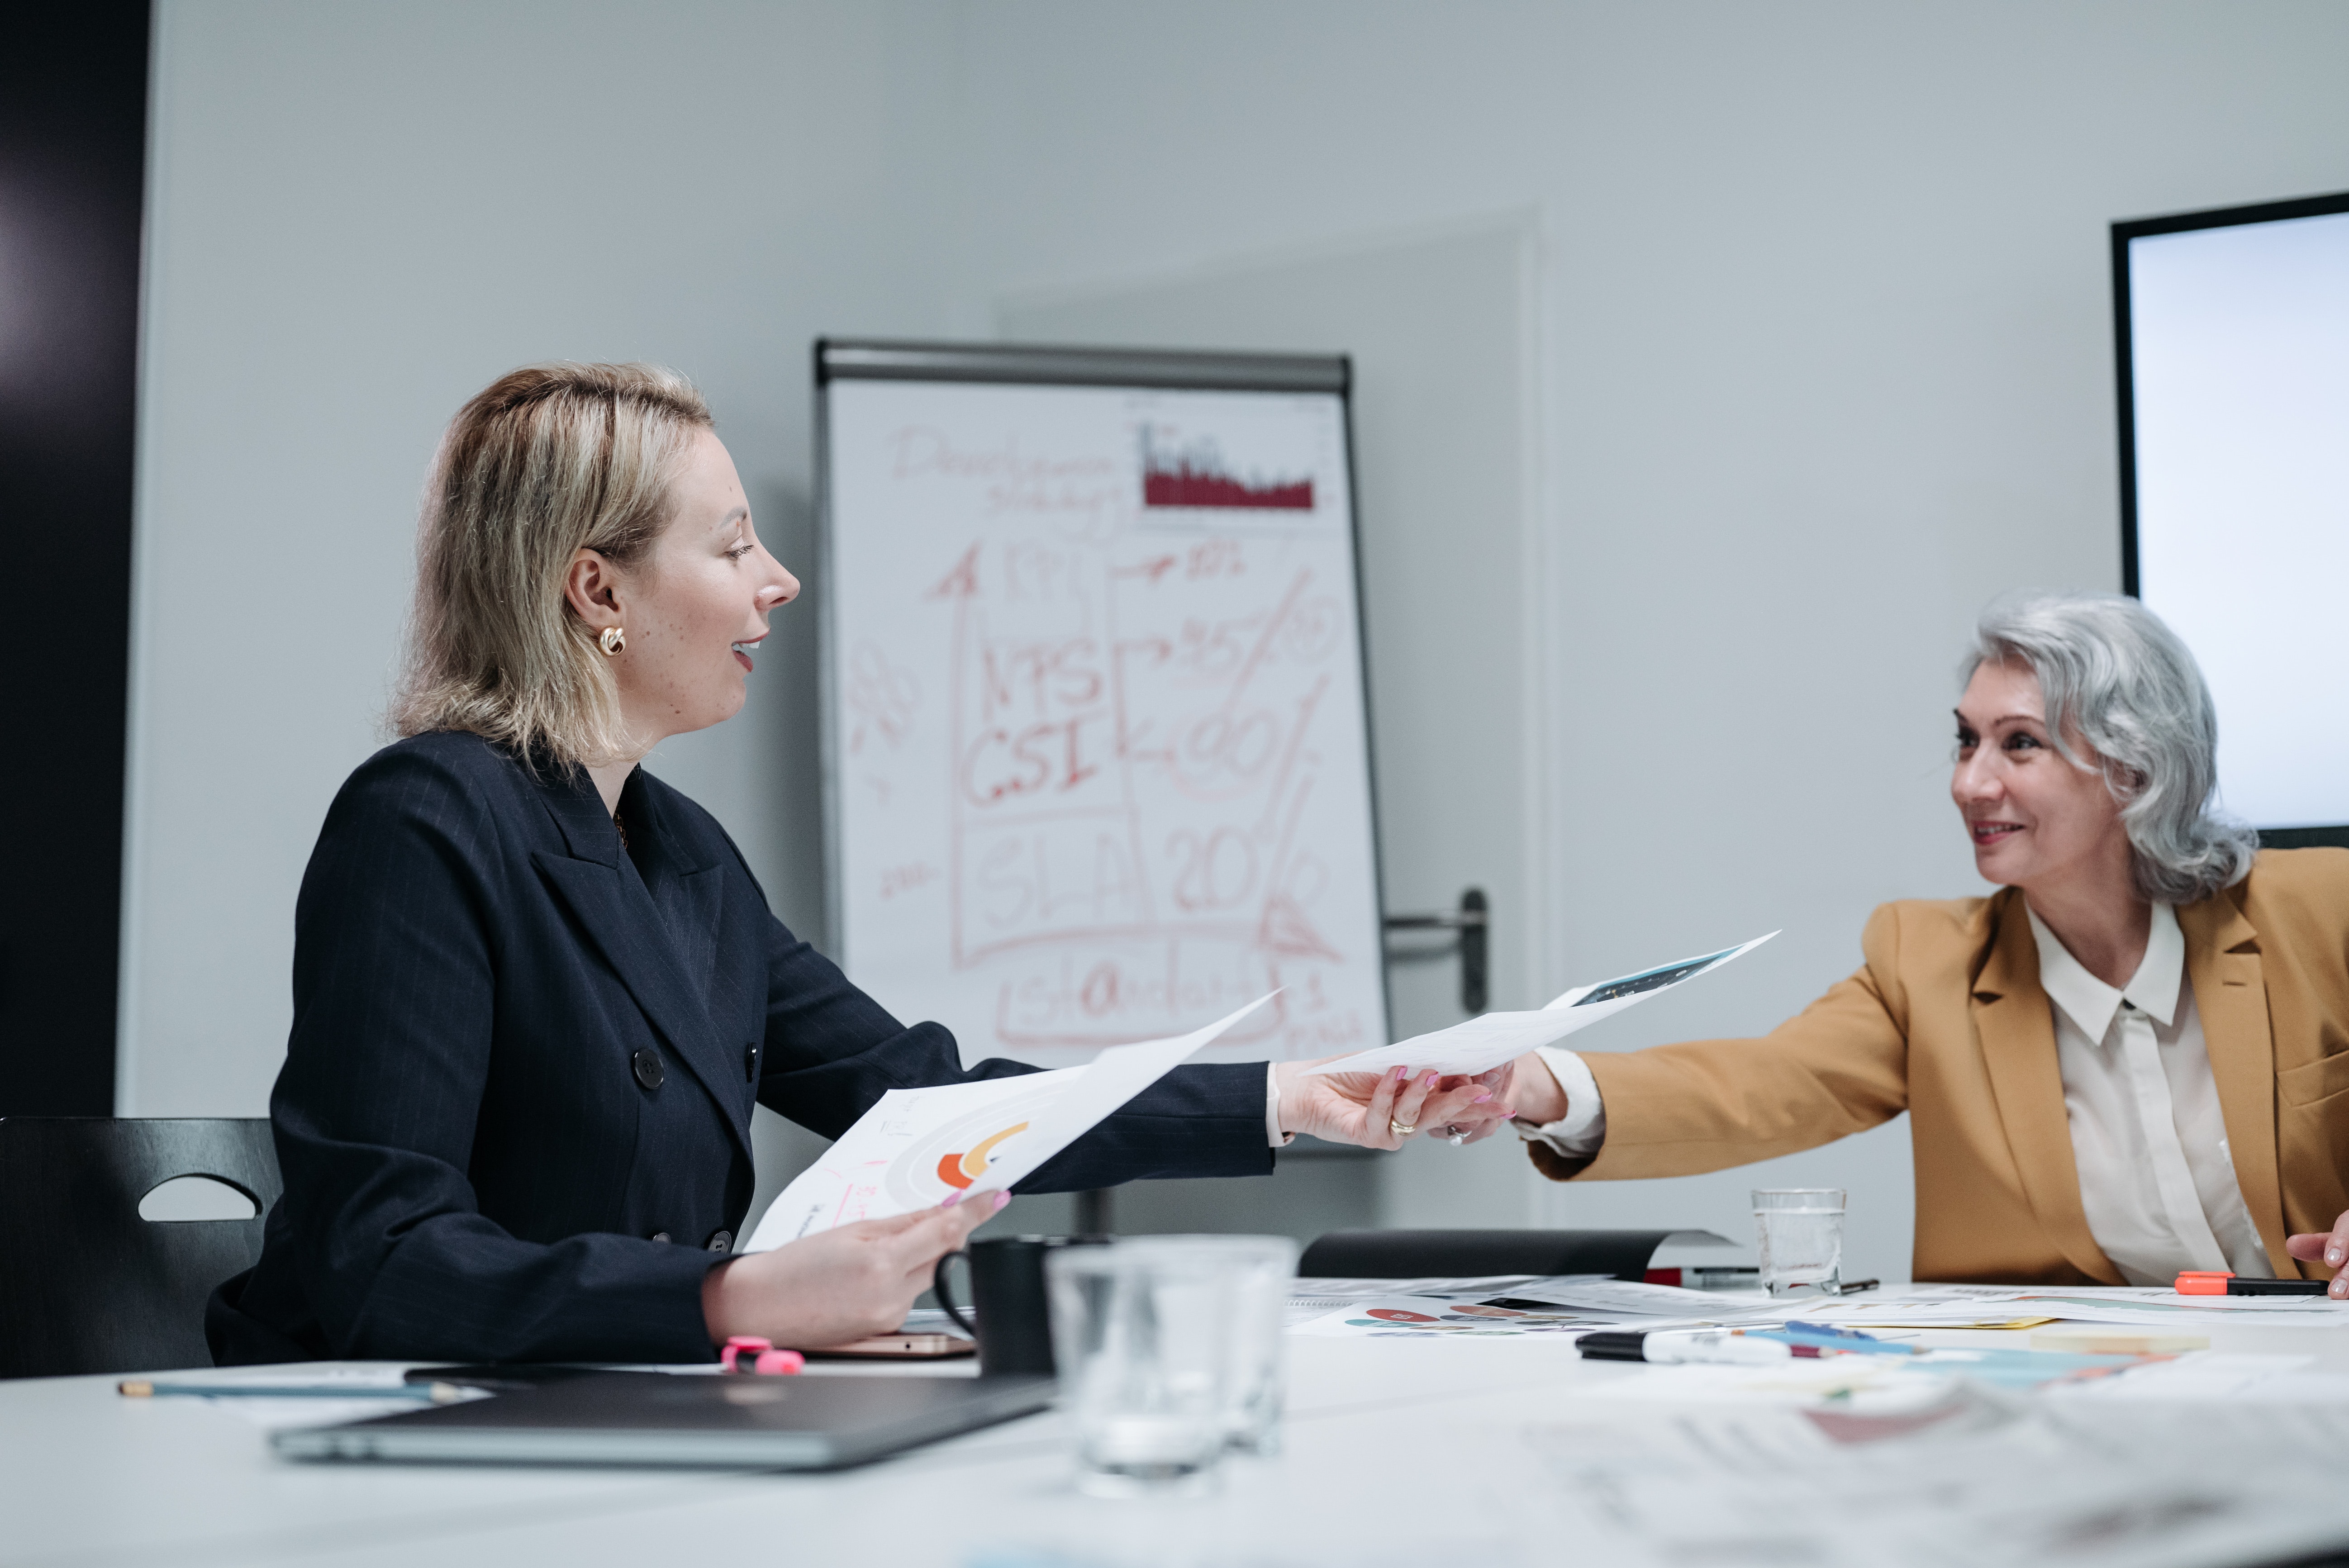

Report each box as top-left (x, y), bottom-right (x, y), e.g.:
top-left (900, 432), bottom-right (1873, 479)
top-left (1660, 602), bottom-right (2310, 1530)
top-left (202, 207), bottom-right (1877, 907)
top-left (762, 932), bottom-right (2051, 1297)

top-left (599, 626), bottom-right (626, 656)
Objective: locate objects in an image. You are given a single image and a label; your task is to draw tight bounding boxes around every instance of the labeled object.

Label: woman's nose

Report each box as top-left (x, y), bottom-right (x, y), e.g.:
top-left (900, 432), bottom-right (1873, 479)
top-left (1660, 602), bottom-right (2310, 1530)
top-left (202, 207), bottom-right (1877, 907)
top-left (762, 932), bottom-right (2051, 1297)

top-left (1951, 753), bottom-right (2001, 802)
top-left (764, 559), bottom-right (800, 607)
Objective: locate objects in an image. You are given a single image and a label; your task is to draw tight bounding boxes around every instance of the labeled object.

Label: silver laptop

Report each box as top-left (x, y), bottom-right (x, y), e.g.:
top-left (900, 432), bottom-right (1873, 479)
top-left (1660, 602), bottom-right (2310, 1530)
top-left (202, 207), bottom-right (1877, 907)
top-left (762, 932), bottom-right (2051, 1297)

top-left (271, 1370), bottom-right (1055, 1470)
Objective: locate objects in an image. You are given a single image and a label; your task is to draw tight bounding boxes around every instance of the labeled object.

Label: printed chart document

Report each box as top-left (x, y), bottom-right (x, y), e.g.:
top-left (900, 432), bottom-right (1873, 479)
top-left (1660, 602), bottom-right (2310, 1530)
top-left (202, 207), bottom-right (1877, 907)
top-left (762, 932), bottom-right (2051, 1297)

top-left (1800, 1283), bottom-right (2349, 1330)
top-left (1285, 1273), bottom-right (1786, 1337)
top-left (1529, 1387), bottom-right (2349, 1568)
top-left (741, 995), bottom-right (1274, 1252)
top-left (1303, 932), bottom-right (1777, 1078)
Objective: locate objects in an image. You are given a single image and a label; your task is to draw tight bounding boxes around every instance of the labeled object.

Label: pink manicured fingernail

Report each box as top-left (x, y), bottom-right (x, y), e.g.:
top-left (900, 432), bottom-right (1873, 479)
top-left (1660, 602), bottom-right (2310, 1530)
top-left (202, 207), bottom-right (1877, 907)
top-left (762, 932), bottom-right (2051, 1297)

top-left (992, 1191), bottom-right (1010, 1211)
top-left (1422, 1073), bottom-right (1440, 1088)
top-left (1392, 1067), bottom-right (1407, 1082)
top-left (939, 1193), bottom-right (961, 1209)
top-left (1474, 1092), bottom-right (1492, 1104)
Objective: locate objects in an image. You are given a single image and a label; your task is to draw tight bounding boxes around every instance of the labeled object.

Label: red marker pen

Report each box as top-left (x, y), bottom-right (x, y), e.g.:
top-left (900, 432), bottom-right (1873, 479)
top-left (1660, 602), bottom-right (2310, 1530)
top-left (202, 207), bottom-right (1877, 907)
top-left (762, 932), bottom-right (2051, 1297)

top-left (2175, 1270), bottom-right (2330, 1297)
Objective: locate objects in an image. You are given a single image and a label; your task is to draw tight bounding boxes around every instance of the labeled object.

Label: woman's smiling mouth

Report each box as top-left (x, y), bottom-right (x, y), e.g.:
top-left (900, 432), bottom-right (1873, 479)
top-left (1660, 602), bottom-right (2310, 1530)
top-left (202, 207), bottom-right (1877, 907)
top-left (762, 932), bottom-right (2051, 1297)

top-left (731, 638), bottom-right (763, 673)
top-left (1970, 820), bottom-right (2025, 845)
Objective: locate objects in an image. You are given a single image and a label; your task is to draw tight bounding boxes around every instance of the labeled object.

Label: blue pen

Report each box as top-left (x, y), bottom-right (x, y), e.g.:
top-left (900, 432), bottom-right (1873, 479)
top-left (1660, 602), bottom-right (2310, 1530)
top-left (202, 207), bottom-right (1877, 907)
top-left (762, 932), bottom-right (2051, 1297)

top-left (1755, 1325), bottom-right (1918, 1357)
top-left (119, 1379), bottom-right (467, 1401)
top-left (1783, 1320), bottom-right (1882, 1340)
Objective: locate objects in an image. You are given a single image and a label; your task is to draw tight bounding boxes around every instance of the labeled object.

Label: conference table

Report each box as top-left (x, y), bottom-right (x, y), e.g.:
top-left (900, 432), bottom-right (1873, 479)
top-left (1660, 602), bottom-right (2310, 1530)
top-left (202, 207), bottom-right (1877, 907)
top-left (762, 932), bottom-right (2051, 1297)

top-left (10, 1310), bottom-right (2349, 1568)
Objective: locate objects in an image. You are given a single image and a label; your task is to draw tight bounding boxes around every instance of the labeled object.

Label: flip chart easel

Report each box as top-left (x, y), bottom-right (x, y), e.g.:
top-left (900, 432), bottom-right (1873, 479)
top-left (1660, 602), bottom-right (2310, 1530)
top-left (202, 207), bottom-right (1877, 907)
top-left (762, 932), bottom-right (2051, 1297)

top-left (816, 340), bottom-right (1390, 1069)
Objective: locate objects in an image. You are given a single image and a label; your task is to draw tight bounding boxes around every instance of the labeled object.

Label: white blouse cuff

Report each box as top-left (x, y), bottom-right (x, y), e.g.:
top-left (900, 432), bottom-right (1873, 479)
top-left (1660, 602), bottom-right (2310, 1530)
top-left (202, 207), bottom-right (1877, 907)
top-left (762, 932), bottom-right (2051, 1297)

top-left (1512, 1047), bottom-right (1606, 1158)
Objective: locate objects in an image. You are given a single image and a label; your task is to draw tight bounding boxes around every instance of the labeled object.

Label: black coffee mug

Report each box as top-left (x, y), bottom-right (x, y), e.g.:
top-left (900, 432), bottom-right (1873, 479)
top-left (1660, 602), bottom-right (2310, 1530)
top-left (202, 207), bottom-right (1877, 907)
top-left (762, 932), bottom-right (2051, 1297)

top-left (933, 1234), bottom-right (1109, 1377)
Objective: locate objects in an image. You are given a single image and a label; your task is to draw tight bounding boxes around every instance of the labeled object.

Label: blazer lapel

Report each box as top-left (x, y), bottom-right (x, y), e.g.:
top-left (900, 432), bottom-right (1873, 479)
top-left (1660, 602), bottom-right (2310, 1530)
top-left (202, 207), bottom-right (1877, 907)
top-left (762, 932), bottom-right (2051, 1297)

top-left (619, 776), bottom-right (726, 1004)
top-left (2178, 893), bottom-right (2289, 1273)
top-left (534, 774), bottom-right (752, 1165)
top-left (1970, 891), bottom-right (2125, 1284)
top-left (671, 865), bottom-right (725, 995)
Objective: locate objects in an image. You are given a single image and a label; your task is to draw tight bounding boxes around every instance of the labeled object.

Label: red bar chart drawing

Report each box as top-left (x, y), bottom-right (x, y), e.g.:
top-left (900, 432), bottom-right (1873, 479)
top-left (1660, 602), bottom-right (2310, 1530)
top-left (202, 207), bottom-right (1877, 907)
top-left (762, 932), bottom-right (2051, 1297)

top-left (1140, 424), bottom-right (1314, 511)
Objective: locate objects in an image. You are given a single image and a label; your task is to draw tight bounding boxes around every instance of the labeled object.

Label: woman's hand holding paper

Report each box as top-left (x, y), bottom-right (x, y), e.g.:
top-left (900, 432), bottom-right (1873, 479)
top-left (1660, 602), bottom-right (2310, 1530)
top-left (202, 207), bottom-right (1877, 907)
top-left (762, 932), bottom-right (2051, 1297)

top-left (702, 1189), bottom-right (1006, 1349)
top-left (1273, 1060), bottom-right (1515, 1150)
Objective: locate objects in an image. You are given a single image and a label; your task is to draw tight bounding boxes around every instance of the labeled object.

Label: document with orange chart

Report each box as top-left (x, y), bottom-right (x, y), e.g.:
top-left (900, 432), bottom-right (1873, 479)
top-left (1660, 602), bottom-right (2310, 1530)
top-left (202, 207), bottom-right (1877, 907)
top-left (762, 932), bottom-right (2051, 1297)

top-left (739, 994), bottom-right (1276, 1251)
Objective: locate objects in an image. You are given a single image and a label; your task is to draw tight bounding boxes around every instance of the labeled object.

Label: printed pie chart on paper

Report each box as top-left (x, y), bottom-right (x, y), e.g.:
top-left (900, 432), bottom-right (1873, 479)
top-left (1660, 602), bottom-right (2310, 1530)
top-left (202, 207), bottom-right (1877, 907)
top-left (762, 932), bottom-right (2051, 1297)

top-left (888, 1075), bottom-right (1080, 1211)
top-left (745, 1071), bottom-right (1082, 1249)
top-left (742, 996), bottom-right (1276, 1253)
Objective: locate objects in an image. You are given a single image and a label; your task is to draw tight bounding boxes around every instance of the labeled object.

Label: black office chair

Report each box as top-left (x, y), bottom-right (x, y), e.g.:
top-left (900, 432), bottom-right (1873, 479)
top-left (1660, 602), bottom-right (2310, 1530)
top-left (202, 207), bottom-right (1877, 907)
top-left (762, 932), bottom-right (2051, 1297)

top-left (1299, 1228), bottom-right (1690, 1282)
top-left (0, 1118), bottom-right (281, 1379)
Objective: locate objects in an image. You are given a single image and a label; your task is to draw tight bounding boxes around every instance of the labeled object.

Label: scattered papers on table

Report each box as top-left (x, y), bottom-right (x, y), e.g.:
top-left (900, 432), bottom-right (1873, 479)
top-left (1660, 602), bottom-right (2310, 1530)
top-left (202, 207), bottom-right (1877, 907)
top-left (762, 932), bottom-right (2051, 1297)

top-left (741, 995), bottom-right (1274, 1250)
top-left (2045, 1352), bottom-right (2345, 1403)
top-left (1583, 1345), bottom-right (2328, 1409)
top-left (1287, 1274), bottom-right (1791, 1336)
top-left (1293, 1274), bottom-right (1560, 1302)
top-left (1799, 1283), bottom-right (2349, 1330)
top-left (1291, 1295), bottom-right (1617, 1338)
top-left (1527, 1387), bottom-right (2349, 1568)
top-left (1498, 1277), bottom-right (1781, 1318)
top-left (1302, 932), bottom-right (1777, 1078)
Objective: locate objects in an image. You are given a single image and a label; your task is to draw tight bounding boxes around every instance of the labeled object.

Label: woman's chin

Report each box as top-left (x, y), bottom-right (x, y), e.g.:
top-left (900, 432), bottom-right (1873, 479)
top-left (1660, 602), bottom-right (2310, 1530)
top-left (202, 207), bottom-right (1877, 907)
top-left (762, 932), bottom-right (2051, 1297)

top-left (1972, 846), bottom-right (2031, 887)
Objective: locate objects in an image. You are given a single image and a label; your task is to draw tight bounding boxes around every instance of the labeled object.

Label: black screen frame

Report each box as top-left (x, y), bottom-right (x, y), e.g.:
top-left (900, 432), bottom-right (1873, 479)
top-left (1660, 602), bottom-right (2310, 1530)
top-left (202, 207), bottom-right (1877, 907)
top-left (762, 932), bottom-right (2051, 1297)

top-left (0, 2), bottom-right (152, 1113)
top-left (2112, 189), bottom-right (2349, 852)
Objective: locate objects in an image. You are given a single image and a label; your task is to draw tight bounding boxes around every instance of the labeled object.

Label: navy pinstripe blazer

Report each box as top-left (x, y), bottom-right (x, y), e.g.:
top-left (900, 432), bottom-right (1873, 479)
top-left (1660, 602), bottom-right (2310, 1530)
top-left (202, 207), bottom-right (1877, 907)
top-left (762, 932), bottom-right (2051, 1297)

top-left (206, 732), bottom-right (1273, 1365)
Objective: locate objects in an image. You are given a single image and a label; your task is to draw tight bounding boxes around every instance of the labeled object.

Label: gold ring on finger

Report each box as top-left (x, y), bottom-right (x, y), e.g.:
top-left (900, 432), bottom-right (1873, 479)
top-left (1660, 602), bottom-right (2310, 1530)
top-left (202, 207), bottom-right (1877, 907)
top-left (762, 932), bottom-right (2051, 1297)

top-left (1389, 1118), bottom-right (1417, 1137)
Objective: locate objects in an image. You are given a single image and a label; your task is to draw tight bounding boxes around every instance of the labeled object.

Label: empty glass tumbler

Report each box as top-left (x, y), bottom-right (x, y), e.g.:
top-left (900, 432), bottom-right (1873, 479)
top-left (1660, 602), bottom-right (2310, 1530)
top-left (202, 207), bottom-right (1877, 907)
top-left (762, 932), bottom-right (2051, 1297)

top-left (1198, 1235), bottom-right (1298, 1456)
top-left (1751, 1188), bottom-right (1845, 1297)
top-left (1044, 1235), bottom-right (1294, 1495)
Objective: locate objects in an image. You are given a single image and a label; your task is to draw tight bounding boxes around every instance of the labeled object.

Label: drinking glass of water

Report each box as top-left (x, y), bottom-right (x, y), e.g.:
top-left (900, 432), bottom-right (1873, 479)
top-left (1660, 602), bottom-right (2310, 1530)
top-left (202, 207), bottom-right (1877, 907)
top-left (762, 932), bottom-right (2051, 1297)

top-left (1751, 1188), bottom-right (1845, 1297)
top-left (1045, 1238), bottom-right (1245, 1496)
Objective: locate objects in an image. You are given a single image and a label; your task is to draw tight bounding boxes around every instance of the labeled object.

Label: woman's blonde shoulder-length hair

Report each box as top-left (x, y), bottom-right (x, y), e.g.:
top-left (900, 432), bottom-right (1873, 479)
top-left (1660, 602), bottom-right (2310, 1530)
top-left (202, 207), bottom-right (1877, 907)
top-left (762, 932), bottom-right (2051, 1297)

top-left (392, 362), bottom-right (713, 770)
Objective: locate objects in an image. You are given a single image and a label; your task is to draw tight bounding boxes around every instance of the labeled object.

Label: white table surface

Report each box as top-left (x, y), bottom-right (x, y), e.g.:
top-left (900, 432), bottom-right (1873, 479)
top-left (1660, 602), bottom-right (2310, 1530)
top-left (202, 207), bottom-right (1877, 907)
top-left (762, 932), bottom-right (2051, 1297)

top-left (10, 1318), bottom-right (2349, 1568)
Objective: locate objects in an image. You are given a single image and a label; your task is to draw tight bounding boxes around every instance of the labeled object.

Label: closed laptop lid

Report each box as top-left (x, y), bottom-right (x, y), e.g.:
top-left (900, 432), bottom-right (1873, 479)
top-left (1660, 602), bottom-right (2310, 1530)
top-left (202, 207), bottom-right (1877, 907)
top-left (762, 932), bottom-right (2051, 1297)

top-left (271, 1371), bottom-right (1055, 1470)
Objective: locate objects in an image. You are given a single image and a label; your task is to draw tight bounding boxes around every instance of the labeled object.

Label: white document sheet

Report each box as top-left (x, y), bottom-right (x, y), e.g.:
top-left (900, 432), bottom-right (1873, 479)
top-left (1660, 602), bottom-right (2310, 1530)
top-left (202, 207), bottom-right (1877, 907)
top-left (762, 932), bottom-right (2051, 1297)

top-left (1289, 1294), bottom-right (1617, 1338)
top-left (1499, 1277), bottom-right (1786, 1319)
top-left (1798, 1283), bottom-right (2349, 1330)
top-left (1300, 932), bottom-right (1777, 1078)
top-left (1529, 1389), bottom-right (2349, 1568)
top-left (740, 994), bottom-right (1274, 1252)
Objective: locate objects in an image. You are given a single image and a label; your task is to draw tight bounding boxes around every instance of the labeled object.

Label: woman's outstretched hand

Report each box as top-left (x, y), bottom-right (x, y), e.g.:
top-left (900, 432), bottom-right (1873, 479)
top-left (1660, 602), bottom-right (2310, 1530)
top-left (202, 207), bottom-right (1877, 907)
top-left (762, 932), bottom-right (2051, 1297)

top-left (1498, 1049), bottom-right (1568, 1126)
top-left (701, 1189), bottom-right (1007, 1349)
top-left (1274, 1058), bottom-right (1517, 1150)
top-left (2285, 1208), bottom-right (2349, 1298)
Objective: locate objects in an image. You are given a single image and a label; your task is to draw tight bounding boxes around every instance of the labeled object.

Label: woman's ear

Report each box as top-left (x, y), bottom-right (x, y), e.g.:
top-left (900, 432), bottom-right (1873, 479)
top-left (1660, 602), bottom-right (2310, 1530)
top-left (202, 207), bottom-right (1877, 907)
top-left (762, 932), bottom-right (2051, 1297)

top-left (564, 549), bottom-right (623, 632)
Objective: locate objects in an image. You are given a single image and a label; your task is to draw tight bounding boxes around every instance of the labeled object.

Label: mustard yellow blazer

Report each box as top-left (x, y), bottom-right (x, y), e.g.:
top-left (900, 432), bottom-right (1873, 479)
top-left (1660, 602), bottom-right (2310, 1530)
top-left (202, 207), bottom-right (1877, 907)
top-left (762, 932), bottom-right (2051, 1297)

top-left (1528, 848), bottom-right (2349, 1285)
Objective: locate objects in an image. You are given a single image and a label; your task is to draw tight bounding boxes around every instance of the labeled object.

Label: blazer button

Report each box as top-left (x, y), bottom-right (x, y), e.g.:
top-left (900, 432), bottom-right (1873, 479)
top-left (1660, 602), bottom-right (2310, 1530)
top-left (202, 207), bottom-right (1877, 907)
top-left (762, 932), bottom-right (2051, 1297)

top-left (707, 1230), bottom-right (733, 1252)
top-left (632, 1049), bottom-right (666, 1090)
top-left (650, 1231), bottom-right (671, 1244)
top-left (744, 1043), bottom-right (759, 1083)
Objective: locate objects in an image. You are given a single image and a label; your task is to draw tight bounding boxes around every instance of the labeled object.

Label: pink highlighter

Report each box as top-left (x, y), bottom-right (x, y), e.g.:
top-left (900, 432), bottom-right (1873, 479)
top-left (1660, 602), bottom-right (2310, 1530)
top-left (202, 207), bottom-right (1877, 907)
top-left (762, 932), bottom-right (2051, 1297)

top-left (720, 1335), bottom-right (806, 1374)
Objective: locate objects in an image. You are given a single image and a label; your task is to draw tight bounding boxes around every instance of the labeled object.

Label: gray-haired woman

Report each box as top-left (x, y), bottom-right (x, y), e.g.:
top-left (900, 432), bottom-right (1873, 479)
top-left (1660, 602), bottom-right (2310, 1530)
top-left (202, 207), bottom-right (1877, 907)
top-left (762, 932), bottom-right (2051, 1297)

top-left (1479, 590), bottom-right (2349, 1291)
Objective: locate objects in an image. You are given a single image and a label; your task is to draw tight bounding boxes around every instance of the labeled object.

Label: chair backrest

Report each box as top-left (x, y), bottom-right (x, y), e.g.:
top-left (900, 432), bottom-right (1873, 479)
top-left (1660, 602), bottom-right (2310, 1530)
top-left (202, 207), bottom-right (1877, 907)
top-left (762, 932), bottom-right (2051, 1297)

top-left (1298, 1228), bottom-right (1679, 1282)
top-left (0, 1118), bottom-right (282, 1379)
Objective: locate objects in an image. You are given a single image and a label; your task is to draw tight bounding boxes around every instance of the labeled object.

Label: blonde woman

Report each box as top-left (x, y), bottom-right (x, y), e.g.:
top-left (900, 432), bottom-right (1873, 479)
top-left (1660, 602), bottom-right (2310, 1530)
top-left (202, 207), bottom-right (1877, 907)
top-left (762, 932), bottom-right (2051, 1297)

top-left (208, 364), bottom-right (1499, 1364)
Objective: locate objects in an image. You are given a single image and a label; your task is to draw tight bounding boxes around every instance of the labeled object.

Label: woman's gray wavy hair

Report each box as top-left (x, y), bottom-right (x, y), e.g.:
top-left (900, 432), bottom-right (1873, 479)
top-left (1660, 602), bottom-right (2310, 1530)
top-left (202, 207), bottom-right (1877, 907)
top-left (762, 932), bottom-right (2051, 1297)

top-left (1965, 589), bottom-right (2257, 905)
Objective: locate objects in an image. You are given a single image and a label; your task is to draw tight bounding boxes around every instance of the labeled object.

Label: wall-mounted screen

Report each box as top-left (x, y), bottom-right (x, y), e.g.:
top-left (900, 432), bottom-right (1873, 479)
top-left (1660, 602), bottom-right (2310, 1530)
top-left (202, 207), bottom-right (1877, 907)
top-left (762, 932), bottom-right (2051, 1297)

top-left (2115, 191), bottom-right (2349, 837)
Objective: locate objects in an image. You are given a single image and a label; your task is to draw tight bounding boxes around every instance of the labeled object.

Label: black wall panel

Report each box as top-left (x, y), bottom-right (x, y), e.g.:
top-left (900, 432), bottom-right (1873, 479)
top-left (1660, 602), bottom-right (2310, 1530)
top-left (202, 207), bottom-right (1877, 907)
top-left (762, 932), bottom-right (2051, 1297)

top-left (0, 3), bottom-right (151, 1110)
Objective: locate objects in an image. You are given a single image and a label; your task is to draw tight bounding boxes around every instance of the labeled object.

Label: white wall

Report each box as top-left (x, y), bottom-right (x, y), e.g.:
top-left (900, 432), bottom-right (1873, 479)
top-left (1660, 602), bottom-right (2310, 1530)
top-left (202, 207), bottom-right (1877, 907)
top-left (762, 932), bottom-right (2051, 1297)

top-left (127, 1), bottom-right (2349, 1277)
top-left (124, 0), bottom-right (959, 1115)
